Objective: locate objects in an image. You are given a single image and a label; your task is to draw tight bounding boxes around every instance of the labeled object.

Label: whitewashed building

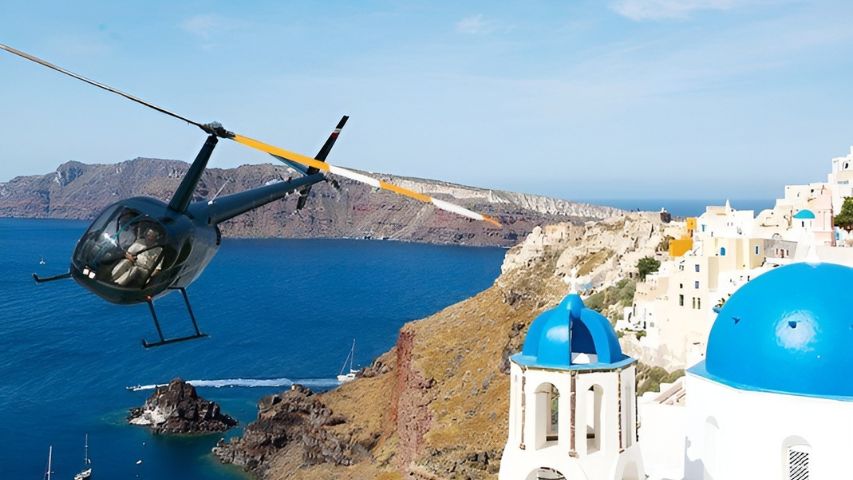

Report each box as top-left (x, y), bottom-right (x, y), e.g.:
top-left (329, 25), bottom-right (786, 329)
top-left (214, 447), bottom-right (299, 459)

top-left (628, 148), bottom-right (853, 369)
top-left (640, 262), bottom-right (853, 480)
top-left (499, 293), bottom-right (644, 480)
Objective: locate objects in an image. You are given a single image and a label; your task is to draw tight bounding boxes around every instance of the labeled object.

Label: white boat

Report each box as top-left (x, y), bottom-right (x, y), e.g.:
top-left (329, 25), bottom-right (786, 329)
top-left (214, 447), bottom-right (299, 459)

top-left (39, 256), bottom-right (46, 265)
top-left (336, 339), bottom-right (358, 383)
top-left (43, 445), bottom-right (53, 480)
top-left (72, 434), bottom-right (92, 480)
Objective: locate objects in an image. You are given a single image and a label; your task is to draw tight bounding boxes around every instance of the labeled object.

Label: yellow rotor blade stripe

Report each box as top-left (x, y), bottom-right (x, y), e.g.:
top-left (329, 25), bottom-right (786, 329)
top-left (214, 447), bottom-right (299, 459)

top-left (232, 134), bottom-right (331, 172)
top-left (378, 180), bottom-right (432, 203)
top-left (483, 215), bottom-right (503, 228)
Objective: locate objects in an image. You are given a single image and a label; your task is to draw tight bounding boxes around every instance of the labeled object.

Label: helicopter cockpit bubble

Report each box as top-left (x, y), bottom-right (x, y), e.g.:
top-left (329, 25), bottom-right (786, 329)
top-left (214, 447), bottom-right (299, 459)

top-left (72, 205), bottom-right (177, 293)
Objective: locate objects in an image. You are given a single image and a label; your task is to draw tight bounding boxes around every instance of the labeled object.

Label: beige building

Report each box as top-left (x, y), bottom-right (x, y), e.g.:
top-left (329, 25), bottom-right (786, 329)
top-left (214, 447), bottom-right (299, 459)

top-left (625, 147), bottom-right (853, 369)
top-left (629, 235), bottom-right (768, 367)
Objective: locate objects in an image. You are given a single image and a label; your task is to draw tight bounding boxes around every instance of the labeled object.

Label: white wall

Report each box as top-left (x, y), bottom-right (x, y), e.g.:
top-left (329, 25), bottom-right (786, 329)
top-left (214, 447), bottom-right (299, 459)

top-left (639, 400), bottom-right (687, 480)
top-left (684, 372), bottom-right (853, 480)
top-left (500, 362), bottom-right (644, 480)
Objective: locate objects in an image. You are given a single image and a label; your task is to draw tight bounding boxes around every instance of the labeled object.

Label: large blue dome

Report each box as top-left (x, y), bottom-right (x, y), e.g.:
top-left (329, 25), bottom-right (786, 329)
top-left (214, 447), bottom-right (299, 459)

top-left (696, 262), bottom-right (853, 398)
top-left (512, 293), bottom-right (629, 370)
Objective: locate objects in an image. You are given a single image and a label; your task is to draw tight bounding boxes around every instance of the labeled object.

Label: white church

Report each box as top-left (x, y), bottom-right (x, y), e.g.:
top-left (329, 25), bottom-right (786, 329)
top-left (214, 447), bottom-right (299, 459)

top-left (499, 261), bottom-right (853, 480)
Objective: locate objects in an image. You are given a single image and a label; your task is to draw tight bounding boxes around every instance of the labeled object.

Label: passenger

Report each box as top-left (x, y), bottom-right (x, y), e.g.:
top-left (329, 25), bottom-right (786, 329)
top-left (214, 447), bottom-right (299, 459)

top-left (111, 227), bottom-right (164, 287)
top-left (115, 210), bottom-right (139, 246)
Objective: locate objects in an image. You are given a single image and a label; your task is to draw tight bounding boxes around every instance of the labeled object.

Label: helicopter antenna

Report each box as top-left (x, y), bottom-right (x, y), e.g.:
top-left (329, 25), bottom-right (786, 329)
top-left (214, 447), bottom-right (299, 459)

top-left (0, 43), bottom-right (501, 227)
top-left (208, 178), bottom-right (233, 204)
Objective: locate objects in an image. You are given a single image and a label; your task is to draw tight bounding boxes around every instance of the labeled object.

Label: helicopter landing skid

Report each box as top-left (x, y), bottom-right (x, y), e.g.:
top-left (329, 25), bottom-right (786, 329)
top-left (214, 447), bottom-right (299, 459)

top-left (142, 287), bottom-right (208, 348)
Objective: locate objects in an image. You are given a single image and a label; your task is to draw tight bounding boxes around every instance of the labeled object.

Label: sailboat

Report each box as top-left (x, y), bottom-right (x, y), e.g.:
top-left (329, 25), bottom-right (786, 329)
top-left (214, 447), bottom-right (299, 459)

top-left (336, 339), bottom-right (358, 383)
top-left (39, 256), bottom-right (46, 265)
top-left (73, 434), bottom-right (92, 480)
top-left (43, 445), bottom-right (53, 480)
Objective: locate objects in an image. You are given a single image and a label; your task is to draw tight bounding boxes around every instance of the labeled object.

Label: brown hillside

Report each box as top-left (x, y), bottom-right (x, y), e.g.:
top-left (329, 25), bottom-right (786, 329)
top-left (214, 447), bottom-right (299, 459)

top-left (215, 213), bottom-right (681, 478)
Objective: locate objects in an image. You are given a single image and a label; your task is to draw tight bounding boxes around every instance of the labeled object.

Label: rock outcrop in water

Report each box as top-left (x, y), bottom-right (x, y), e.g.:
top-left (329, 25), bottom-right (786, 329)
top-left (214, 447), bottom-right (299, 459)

top-left (0, 158), bottom-right (621, 247)
top-left (128, 378), bottom-right (237, 435)
top-left (213, 384), bottom-right (360, 476)
top-left (214, 212), bottom-right (682, 479)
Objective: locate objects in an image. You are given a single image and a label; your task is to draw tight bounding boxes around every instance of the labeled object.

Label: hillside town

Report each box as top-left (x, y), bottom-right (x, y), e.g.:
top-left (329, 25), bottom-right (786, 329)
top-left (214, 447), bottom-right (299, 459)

top-left (619, 146), bottom-right (853, 370)
top-left (494, 146), bottom-right (853, 480)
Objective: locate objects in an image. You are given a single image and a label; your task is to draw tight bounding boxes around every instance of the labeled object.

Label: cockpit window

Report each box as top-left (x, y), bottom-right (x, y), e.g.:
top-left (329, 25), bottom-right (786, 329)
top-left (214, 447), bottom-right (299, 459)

top-left (74, 207), bottom-right (169, 289)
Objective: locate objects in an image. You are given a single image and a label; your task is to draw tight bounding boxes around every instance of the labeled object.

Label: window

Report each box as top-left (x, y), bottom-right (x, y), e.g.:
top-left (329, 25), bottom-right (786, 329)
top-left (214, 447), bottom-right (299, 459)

top-left (697, 298), bottom-right (701, 310)
top-left (719, 247), bottom-right (726, 256)
top-left (754, 245), bottom-right (760, 255)
top-left (679, 283), bottom-right (683, 289)
top-left (695, 281), bottom-right (700, 289)
top-left (695, 264), bottom-right (700, 272)
top-left (786, 445), bottom-right (810, 480)
top-left (679, 294), bottom-right (684, 306)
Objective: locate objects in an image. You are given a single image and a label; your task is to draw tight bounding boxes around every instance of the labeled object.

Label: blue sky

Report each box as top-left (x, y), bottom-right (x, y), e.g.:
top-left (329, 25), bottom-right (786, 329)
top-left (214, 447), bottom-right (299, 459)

top-left (1, 0), bottom-right (852, 201)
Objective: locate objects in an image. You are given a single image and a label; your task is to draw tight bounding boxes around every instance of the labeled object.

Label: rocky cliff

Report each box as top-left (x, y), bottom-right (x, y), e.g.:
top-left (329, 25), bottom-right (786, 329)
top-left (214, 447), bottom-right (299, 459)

top-left (128, 378), bottom-right (237, 435)
top-left (0, 159), bottom-right (620, 247)
top-left (215, 212), bottom-right (682, 479)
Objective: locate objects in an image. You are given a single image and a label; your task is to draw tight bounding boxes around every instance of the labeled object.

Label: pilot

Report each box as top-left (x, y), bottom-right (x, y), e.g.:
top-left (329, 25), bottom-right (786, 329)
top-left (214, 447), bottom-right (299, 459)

top-left (111, 226), bottom-right (164, 287)
top-left (115, 210), bottom-right (139, 245)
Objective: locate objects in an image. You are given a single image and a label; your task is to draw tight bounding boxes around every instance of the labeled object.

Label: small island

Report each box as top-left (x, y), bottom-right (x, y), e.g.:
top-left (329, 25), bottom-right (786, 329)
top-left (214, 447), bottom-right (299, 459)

top-left (128, 378), bottom-right (237, 435)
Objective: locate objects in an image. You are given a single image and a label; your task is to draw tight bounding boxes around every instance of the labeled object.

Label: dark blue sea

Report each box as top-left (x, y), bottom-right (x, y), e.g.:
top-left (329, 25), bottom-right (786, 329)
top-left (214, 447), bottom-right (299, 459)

top-left (0, 218), bottom-right (505, 479)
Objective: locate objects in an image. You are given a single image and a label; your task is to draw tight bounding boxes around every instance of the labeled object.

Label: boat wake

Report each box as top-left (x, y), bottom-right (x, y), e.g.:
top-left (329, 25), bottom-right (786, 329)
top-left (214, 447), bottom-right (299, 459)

top-left (127, 377), bottom-right (340, 392)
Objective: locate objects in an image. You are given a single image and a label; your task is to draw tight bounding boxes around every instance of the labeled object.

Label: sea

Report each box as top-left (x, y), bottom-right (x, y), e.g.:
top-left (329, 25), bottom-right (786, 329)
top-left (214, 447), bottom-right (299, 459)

top-left (0, 218), bottom-right (505, 479)
top-left (584, 198), bottom-right (775, 217)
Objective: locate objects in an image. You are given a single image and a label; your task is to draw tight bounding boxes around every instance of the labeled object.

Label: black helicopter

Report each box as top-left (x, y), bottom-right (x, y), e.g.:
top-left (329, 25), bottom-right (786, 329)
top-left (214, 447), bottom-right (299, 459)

top-left (1, 43), bottom-right (501, 348)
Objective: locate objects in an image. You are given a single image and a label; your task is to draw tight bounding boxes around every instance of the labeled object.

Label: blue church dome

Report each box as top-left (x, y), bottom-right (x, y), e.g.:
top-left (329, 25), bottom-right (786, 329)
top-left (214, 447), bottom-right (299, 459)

top-left (512, 293), bottom-right (631, 370)
top-left (793, 209), bottom-right (816, 219)
top-left (693, 262), bottom-right (853, 399)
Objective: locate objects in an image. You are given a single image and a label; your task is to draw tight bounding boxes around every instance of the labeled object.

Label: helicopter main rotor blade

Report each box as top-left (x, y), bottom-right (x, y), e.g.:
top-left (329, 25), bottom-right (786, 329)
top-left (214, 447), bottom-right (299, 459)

top-left (232, 134), bottom-right (502, 227)
top-left (0, 43), bottom-right (501, 227)
top-left (0, 43), bottom-right (206, 131)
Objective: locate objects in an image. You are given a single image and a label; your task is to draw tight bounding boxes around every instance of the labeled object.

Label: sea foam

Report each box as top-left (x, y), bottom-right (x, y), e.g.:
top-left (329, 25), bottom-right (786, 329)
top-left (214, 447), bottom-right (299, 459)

top-left (127, 377), bottom-right (341, 391)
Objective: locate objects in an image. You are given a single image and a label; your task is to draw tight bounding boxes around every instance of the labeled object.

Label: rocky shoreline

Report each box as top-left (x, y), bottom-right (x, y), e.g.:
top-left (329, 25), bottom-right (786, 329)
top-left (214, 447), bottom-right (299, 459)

top-left (213, 384), bottom-right (359, 475)
top-left (128, 379), bottom-right (237, 435)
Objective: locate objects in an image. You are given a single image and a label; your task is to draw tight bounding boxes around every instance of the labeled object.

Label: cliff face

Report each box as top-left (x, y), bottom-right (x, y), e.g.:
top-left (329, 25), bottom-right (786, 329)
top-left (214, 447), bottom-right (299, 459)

top-left (217, 212), bottom-right (681, 479)
top-left (0, 159), bottom-right (620, 247)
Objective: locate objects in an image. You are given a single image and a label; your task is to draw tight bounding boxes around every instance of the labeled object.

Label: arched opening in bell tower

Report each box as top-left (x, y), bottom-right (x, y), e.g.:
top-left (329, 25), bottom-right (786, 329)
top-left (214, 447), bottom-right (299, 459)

top-left (534, 383), bottom-right (560, 448)
top-left (586, 384), bottom-right (604, 453)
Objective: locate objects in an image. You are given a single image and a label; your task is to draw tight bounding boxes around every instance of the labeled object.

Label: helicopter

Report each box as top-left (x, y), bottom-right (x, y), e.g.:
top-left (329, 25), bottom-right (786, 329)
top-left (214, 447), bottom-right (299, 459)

top-left (1, 43), bottom-right (501, 348)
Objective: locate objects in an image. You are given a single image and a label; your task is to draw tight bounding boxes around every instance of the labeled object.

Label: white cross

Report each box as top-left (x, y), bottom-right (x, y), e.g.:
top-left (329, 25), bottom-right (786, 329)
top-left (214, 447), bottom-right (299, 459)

top-left (564, 267), bottom-right (580, 294)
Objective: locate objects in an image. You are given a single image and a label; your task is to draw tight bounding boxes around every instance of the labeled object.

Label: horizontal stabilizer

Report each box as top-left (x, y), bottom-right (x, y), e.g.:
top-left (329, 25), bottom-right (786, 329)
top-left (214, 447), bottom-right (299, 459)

top-left (273, 155), bottom-right (309, 175)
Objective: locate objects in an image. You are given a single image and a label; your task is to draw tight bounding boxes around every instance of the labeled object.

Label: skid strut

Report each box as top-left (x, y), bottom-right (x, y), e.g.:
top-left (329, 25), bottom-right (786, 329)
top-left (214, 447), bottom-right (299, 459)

top-left (142, 288), bottom-right (208, 348)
